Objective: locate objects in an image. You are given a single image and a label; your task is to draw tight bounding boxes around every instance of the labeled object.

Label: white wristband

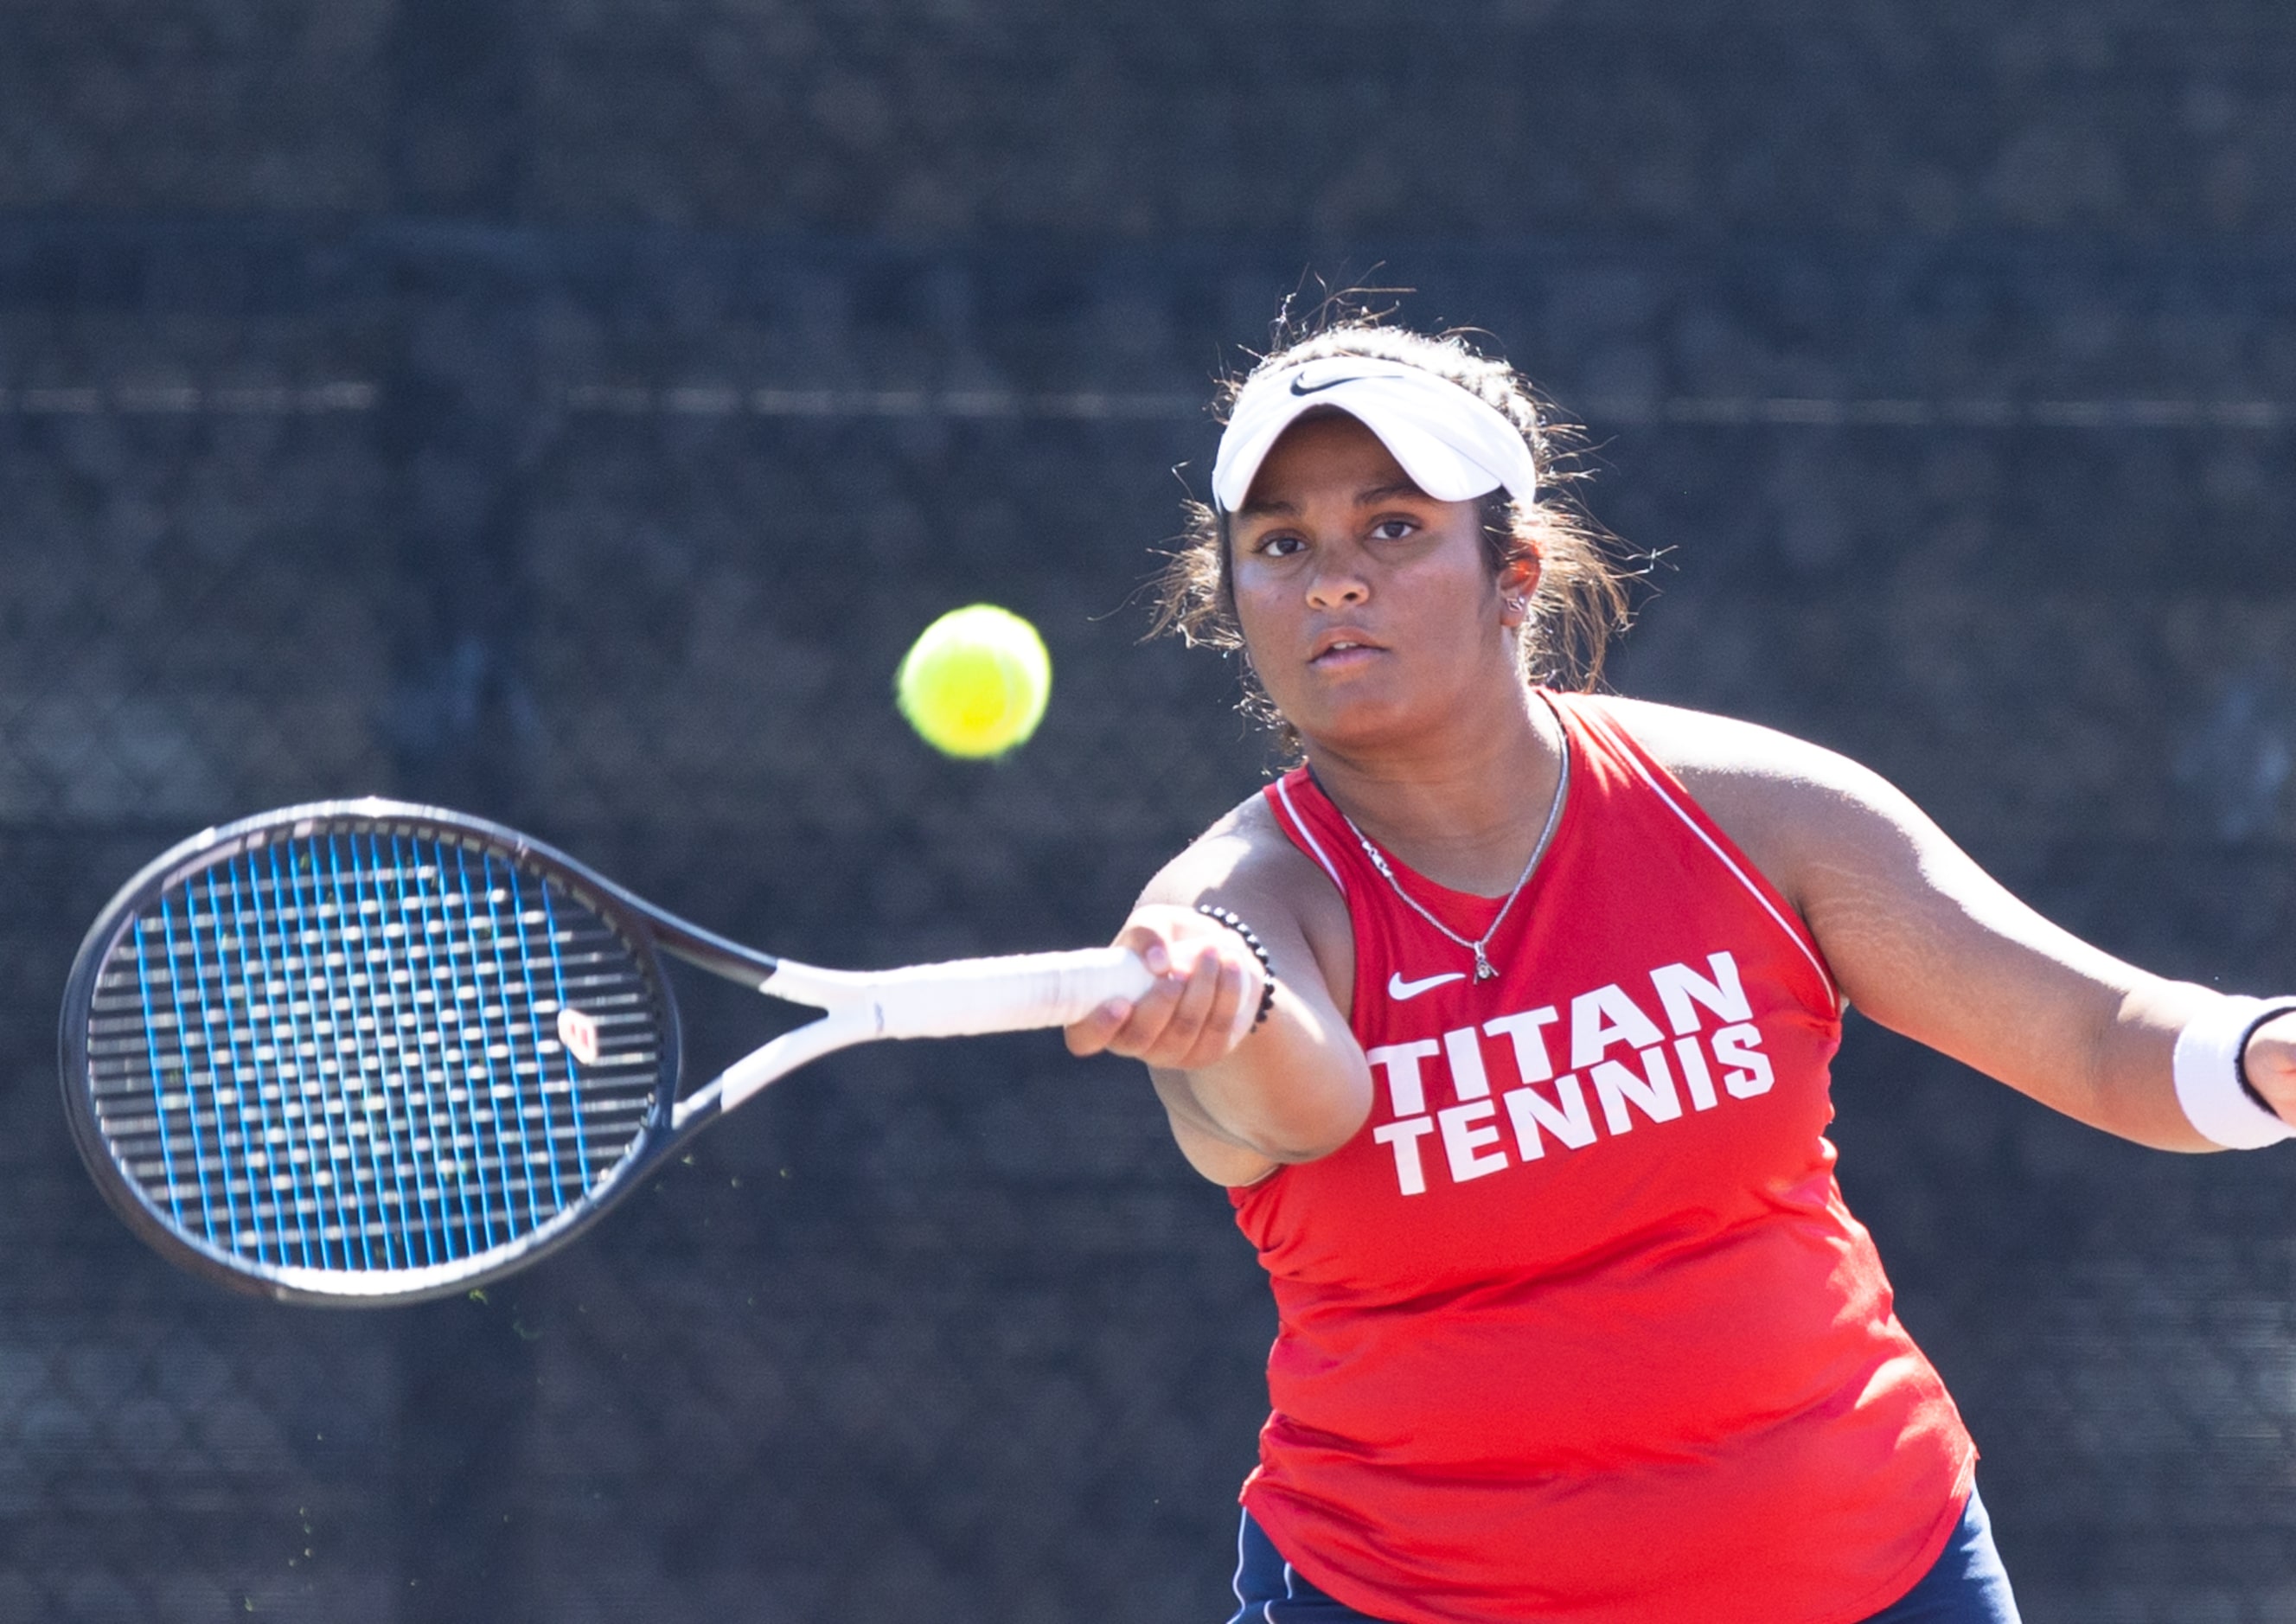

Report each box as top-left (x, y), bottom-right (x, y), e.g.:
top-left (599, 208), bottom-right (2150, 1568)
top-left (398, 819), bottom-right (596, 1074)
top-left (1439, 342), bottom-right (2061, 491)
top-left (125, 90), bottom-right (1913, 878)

top-left (2172, 996), bottom-right (2296, 1149)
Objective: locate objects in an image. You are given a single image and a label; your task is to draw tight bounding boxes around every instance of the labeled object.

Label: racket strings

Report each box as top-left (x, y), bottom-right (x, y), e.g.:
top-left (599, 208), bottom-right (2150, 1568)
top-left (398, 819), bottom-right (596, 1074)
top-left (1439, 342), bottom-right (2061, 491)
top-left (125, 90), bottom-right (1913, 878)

top-left (82, 829), bottom-right (664, 1276)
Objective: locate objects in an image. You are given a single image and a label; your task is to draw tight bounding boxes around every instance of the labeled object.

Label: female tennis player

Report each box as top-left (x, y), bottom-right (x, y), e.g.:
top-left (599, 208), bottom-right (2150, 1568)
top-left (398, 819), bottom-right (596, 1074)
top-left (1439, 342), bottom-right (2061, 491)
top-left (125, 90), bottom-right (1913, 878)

top-left (1063, 318), bottom-right (2296, 1624)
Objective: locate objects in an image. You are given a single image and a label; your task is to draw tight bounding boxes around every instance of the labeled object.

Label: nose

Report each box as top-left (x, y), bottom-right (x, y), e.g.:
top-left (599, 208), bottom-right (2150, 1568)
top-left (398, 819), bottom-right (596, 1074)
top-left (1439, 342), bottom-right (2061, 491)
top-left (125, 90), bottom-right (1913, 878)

top-left (1305, 560), bottom-right (1369, 611)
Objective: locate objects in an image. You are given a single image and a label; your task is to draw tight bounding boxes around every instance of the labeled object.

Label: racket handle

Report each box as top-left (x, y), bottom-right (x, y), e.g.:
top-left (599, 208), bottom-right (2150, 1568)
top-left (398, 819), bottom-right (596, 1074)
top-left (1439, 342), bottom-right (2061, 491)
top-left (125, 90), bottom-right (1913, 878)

top-left (716, 948), bottom-right (1160, 1116)
top-left (871, 946), bottom-right (1155, 1039)
top-left (760, 946), bottom-right (1155, 1040)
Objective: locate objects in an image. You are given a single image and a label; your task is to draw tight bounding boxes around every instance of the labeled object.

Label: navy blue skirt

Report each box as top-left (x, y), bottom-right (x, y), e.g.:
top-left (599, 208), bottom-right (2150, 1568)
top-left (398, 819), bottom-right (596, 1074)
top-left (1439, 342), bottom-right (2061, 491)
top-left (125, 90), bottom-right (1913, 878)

top-left (1225, 1485), bottom-right (2020, 1623)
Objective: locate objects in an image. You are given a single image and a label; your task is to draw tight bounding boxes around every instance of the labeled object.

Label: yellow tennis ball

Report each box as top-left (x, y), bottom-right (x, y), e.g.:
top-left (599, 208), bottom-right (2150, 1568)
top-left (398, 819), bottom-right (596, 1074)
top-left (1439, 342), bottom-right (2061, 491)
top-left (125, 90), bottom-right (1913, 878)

top-left (895, 604), bottom-right (1052, 759)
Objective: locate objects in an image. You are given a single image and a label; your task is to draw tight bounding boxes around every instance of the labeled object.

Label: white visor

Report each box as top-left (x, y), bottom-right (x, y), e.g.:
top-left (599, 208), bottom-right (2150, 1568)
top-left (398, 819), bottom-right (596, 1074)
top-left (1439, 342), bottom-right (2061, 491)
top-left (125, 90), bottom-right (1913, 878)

top-left (1211, 357), bottom-right (1538, 514)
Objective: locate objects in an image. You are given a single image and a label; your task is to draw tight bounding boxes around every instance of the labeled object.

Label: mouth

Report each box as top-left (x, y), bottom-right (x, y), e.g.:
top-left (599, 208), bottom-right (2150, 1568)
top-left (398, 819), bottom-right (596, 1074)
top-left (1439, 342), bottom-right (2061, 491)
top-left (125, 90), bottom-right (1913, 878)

top-left (1309, 633), bottom-right (1385, 668)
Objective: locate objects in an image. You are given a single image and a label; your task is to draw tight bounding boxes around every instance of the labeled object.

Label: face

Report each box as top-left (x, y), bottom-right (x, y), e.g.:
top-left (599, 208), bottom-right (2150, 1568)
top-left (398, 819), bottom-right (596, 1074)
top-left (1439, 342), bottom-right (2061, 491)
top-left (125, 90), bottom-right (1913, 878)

top-left (1227, 412), bottom-right (1537, 755)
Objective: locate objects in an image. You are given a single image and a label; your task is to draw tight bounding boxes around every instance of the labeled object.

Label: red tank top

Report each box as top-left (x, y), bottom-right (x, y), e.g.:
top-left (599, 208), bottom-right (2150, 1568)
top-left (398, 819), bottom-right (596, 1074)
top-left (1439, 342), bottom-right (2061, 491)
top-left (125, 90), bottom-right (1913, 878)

top-left (1243, 693), bottom-right (1974, 1624)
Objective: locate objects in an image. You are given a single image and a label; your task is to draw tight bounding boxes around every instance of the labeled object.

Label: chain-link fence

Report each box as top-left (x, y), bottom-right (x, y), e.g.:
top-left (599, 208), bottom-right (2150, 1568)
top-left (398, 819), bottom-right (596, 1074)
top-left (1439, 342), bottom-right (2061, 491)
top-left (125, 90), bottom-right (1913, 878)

top-left (4, 224), bottom-right (2293, 1624)
top-left (7, 3), bottom-right (2296, 1619)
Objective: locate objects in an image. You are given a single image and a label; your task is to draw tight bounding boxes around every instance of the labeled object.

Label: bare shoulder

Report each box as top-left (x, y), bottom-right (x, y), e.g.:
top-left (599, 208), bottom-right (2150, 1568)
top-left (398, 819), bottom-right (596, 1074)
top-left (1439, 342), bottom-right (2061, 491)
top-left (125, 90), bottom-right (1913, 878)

top-left (1138, 791), bottom-right (1327, 905)
top-left (1590, 695), bottom-right (1920, 913)
top-left (1138, 790), bottom-right (1357, 1012)
top-left (1592, 695), bottom-right (1862, 786)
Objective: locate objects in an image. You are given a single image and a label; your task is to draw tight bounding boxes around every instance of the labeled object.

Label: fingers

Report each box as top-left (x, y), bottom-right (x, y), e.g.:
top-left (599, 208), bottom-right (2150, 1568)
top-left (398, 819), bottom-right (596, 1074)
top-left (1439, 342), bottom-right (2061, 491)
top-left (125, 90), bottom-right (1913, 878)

top-left (1063, 914), bottom-right (1263, 1069)
top-left (1063, 995), bottom-right (1132, 1057)
top-left (1065, 923), bottom-right (1179, 1057)
top-left (1161, 945), bottom-right (1249, 1071)
top-left (1095, 943), bottom-right (1241, 1069)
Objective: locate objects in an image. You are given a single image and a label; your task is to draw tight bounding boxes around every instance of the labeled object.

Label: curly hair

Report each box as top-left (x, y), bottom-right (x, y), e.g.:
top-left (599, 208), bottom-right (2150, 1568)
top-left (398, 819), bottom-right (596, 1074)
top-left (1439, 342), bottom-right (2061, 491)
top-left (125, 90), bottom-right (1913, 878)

top-left (1150, 315), bottom-right (1637, 745)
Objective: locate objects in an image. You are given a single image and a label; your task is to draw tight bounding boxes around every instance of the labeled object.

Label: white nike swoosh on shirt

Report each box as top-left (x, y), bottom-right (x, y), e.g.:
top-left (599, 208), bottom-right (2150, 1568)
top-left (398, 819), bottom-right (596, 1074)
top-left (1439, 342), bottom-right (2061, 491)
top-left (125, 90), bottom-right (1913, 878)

top-left (1388, 970), bottom-right (1468, 1001)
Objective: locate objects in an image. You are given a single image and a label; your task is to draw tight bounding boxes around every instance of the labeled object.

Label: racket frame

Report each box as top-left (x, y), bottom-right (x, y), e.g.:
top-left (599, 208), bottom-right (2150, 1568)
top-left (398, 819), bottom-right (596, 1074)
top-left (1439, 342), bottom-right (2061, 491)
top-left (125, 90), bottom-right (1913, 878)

top-left (60, 798), bottom-right (772, 1305)
top-left (61, 798), bottom-right (1148, 1307)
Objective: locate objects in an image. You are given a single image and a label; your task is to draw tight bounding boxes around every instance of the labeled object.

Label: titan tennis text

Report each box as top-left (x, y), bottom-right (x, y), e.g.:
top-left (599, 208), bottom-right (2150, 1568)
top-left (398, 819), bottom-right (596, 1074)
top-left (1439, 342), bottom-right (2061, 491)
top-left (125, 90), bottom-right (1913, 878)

top-left (1366, 950), bottom-right (1776, 1196)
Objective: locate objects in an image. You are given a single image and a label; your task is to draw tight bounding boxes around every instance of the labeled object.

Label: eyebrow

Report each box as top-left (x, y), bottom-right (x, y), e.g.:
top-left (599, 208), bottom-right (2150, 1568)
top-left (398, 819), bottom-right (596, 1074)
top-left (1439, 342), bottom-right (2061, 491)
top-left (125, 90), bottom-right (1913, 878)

top-left (1236, 479), bottom-right (1430, 520)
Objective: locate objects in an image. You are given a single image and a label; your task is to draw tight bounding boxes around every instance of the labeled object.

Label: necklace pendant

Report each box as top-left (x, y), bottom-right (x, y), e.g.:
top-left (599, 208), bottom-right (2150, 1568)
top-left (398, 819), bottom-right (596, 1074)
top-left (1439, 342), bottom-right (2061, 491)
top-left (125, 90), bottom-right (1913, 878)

top-left (1474, 949), bottom-right (1497, 981)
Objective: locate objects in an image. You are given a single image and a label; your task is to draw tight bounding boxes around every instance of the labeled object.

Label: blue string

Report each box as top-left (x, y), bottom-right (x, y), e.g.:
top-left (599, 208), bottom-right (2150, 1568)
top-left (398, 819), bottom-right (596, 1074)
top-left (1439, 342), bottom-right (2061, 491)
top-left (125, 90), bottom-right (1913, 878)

top-left (452, 849), bottom-right (521, 1250)
top-left (222, 853), bottom-right (312, 1268)
top-left (155, 895), bottom-right (221, 1243)
top-left (176, 884), bottom-right (247, 1249)
top-left (379, 841), bottom-right (459, 1268)
top-left (200, 869), bottom-right (266, 1261)
top-left (504, 863), bottom-right (569, 1216)
top-left (536, 879), bottom-right (596, 1196)
top-left (112, 828), bottom-right (655, 1275)
top-left (273, 841), bottom-right (361, 1269)
top-left (381, 841), bottom-right (438, 1268)
top-left (394, 841), bottom-right (470, 1268)
top-left (260, 843), bottom-right (341, 1269)
top-left (471, 848), bottom-right (546, 1230)
top-left (327, 834), bottom-right (418, 1270)
top-left (301, 836), bottom-right (386, 1269)
top-left (130, 917), bottom-right (188, 1231)
top-left (299, 835), bottom-right (373, 1267)
top-left (431, 838), bottom-right (504, 1255)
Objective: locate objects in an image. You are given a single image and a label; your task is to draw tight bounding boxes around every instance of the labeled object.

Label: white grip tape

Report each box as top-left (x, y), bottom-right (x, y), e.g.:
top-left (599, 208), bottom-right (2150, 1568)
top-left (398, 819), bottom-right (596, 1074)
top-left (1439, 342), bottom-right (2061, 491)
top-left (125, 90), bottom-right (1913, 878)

top-left (867, 946), bottom-right (1154, 1039)
top-left (2172, 995), bottom-right (2296, 1149)
top-left (763, 946), bottom-right (1155, 1040)
top-left (717, 948), bottom-right (1159, 1116)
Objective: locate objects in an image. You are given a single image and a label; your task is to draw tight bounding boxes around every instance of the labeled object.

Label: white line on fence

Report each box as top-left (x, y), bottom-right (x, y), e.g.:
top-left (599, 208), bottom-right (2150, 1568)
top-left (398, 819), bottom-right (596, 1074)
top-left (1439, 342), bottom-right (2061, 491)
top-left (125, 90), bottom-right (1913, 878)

top-left (553, 384), bottom-right (2288, 431)
top-left (0, 383), bottom-right (378, 414)
top-left (558, 384), bottom-right (1208, 420)
top-left (2, 381), bottom-right (2282, 432)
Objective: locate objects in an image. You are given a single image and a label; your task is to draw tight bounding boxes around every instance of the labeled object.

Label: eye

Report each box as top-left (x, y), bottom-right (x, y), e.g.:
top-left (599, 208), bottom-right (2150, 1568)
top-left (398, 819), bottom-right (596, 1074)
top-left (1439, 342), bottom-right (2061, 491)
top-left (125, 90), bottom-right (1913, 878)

top-left (1251, 530), bottom-right (1306, 558)
top-left (1368, 517), bottom-right (1417, 541)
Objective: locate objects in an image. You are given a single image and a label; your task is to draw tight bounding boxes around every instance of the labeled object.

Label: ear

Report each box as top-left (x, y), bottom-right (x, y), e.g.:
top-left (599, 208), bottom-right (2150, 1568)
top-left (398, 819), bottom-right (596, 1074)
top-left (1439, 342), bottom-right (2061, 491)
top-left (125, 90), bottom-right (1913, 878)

top-left (1497, 549), bottom-right (1543, 627)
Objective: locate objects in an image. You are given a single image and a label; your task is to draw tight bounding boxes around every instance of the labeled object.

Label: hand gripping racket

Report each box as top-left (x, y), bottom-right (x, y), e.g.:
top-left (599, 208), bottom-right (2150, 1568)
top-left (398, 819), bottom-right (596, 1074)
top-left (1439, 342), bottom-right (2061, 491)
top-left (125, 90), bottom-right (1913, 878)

top-left (58, 799), bottom-right (1151, 1307)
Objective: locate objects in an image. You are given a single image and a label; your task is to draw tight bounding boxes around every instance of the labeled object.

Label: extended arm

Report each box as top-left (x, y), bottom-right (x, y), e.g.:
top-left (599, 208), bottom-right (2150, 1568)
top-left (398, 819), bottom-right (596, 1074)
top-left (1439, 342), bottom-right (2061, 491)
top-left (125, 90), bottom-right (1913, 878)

top-left (1065, 798), bottom-right (1372, 1186)
top-left (1621, 700), bottom-right (2296, 1152)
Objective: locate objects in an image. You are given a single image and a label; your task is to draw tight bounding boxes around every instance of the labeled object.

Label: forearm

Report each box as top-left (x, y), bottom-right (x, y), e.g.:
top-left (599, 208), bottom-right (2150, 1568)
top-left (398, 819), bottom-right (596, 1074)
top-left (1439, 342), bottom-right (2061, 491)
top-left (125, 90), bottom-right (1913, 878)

top-left (1065, 811), bottom-right (1375, 1186)
top-left (1695, 726), bottom-right (2296, 1155)
top-left (1806, 802), bottom-right (2276, 1152)
top-left (1827, 873), bottom-right (2219, 1151)
top-left (2019, 975), bottom-right (2222, 1154)
top-left (1149, 983), bottom-right (1372, 1169)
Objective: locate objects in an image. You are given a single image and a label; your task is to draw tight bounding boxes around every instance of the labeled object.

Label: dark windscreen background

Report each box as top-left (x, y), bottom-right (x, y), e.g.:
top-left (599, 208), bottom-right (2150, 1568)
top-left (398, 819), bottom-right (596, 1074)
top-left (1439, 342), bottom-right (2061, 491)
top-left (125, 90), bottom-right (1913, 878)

top-left (3, 5), bottom-right (2293, 1619)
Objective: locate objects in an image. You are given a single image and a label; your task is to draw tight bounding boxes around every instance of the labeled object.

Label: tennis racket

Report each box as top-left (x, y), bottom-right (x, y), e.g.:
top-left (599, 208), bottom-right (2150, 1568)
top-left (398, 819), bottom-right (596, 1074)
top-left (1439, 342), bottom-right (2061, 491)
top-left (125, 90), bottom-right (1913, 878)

top-left (59, 798), bottom-right (1151, 1307)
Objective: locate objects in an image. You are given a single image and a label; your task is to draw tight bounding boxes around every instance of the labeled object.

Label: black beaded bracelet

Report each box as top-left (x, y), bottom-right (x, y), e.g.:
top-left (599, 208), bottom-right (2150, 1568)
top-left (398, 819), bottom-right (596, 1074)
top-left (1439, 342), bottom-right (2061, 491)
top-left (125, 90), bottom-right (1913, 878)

top-left (1196, 904), bottom-right (1278, 1030)
top-left (2236, 1002), bottom-right (2296, 1113)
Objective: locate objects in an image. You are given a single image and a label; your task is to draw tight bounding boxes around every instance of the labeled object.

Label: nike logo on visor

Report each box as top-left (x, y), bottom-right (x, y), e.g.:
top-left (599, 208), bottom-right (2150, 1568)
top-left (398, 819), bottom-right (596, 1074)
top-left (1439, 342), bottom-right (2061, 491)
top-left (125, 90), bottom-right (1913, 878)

top-left (1388, 970), bottom-right (1467, 1001)
top-left (1290, 374), bottom-right (1368, 396)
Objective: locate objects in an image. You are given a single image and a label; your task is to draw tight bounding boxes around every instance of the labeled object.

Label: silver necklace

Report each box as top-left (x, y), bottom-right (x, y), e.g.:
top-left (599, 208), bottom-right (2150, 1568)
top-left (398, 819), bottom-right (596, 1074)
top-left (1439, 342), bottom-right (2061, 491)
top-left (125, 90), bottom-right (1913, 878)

top-left (1333, 742), bottom-right (1570, 982)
